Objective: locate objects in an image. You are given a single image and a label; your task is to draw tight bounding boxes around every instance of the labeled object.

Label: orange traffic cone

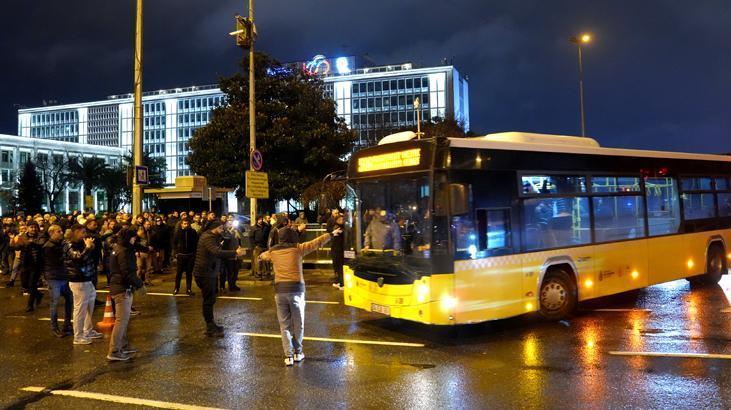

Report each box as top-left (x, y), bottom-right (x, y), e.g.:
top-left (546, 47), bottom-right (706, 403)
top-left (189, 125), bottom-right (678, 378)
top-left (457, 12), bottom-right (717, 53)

top-left (97, 293), bottom-right (115, 330)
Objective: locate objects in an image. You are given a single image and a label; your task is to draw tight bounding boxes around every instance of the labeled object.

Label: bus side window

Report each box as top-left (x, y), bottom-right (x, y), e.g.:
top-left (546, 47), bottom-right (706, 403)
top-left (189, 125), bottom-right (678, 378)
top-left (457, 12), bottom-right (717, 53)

top-left (645, 177), bottom-right (681, 235)
top-left (477, 209), bottom-right (512, 256)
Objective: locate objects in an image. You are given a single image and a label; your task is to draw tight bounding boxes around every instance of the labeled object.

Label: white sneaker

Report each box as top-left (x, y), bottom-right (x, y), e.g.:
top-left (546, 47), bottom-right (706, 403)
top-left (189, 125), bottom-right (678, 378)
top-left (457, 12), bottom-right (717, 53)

top-left (293, 353), bottom-right (305, 362)
top-left (73, 338), bottom-right (92, 345)
top-left (284, 357), bottom-right (294, 366)
top-left (86, 330), bottom-right (103, 339)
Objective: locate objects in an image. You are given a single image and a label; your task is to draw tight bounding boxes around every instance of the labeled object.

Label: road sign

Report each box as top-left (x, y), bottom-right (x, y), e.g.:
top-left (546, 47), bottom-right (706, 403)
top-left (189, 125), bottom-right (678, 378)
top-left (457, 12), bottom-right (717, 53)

top-left (250, 150), bottom-right (263, 171)
top-left (135, 165), bottom-right (149, 185)
top-left (246, 171), bottom-right (269, 199)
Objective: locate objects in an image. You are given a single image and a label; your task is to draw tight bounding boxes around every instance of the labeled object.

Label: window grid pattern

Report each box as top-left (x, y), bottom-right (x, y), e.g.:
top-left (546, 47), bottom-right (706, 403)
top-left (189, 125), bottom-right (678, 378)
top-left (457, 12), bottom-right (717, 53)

top-left (29, 110), bottom-right (79, 142)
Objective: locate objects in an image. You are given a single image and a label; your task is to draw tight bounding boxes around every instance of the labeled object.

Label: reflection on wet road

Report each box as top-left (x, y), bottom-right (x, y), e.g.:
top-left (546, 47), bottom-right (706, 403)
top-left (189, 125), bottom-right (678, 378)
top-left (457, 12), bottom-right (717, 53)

top-left (1, 271), bottom-right (730, 408)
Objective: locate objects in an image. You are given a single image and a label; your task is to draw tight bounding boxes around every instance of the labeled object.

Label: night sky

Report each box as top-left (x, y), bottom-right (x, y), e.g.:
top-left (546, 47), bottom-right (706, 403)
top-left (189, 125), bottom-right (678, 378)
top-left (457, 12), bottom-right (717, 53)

top-left (1, 1), bottom-right (729, 153)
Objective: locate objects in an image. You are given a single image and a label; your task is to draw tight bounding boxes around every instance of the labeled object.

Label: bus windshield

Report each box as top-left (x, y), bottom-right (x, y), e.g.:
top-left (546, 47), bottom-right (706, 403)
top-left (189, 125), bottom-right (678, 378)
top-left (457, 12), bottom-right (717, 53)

top-left (351, 174), bottom-right (433, 275)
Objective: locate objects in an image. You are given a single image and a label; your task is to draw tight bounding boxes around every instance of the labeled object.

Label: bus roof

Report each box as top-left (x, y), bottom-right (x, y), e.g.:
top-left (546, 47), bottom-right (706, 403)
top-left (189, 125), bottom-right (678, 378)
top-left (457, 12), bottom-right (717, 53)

top-left (447, 132), bottom-right (731, 163)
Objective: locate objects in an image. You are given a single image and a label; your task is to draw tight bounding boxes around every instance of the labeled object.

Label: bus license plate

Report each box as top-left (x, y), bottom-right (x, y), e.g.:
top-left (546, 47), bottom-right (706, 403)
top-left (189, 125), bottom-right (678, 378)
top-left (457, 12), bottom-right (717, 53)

top-left (371, 303), bottom-right (390, 316)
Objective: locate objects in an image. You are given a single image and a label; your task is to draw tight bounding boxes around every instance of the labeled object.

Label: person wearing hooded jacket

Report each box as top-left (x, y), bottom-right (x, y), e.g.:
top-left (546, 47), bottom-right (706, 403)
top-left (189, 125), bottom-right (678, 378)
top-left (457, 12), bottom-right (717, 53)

top-left (192, 220), bottom-right (245, 337)
top-left (107, 227), bottom-right (146, 361)
top-left (259, 224), bottom-right (342, 366)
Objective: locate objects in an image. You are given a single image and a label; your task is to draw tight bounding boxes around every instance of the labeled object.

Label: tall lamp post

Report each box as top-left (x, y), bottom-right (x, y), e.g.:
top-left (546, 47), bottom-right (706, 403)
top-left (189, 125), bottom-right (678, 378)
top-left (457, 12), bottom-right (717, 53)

top-left (570, 33), bottom-right (592, 137)
top-left (231, 1), bottom-right (257, 224)
top-left (132, 0), bottom-right (144, 216)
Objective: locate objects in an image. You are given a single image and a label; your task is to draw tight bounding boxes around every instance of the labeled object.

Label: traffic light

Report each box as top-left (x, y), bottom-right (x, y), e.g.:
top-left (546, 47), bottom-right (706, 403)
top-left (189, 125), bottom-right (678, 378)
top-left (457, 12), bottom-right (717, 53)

top-left (231, 14), bottom-right (257, 49)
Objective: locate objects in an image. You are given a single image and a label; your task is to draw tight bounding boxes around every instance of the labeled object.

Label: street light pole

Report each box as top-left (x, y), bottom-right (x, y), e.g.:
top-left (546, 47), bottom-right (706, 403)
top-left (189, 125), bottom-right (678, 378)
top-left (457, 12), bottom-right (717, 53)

top-left (571, 33), bottom-right (591, 138)
top-left (132, 0), bottom-right (144, 216)
top-left (248, 0), bottom-right (256, 225)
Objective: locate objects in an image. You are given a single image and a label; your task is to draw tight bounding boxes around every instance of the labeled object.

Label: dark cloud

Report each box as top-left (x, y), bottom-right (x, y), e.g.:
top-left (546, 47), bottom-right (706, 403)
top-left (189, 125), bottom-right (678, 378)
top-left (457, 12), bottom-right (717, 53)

top-left (1, 0), bottom-right (730, 153)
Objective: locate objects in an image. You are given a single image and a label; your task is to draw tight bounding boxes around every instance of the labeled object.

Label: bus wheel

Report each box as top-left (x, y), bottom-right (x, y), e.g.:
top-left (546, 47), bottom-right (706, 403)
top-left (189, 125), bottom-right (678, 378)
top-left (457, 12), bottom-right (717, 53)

top-left (539, 268), bottom-right (577, 321)
top-left (703, 244), bottom-right (726, 285)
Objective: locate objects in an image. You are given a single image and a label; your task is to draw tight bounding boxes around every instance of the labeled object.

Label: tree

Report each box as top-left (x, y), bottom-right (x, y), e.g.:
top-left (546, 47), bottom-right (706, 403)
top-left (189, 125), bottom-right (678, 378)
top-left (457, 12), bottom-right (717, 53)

top-left (98, 164), bottom-right (130, 212)
top-left (35, 154), bottom-right (71, 213)
top-left (187, 52), bottom-right (356, 205)
top-left (16, 160), bottom-right (44, 214)
top-left (68, 156), bottom-right (107, 198)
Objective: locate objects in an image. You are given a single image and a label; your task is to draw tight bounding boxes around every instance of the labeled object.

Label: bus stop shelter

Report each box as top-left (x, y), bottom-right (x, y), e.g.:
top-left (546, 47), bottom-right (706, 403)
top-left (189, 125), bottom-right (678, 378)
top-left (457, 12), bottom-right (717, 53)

top-left (144, 176), bottom-right (233, 214)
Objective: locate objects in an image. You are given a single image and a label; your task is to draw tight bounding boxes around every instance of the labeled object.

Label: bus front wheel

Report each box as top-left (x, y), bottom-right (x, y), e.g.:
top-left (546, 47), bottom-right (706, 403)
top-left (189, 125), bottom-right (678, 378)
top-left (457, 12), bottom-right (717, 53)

top-left (539, 268), bottom-right (578, 321)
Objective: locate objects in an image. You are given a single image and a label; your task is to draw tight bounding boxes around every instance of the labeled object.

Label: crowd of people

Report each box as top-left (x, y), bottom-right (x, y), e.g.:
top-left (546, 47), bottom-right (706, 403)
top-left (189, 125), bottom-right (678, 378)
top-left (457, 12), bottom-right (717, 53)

top-left (0, 208), bottom-right (345, 366)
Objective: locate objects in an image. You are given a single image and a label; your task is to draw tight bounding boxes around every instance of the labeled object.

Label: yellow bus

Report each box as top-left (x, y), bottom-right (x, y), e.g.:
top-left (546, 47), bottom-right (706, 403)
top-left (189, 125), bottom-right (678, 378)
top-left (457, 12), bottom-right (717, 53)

top-left (342, 131), bottom-right (731, 324)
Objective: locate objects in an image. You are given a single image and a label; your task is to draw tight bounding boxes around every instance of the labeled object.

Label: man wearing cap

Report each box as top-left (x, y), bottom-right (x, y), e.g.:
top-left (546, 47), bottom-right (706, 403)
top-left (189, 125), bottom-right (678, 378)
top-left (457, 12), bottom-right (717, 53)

top-left (192, 220), bottom-right (245, 337)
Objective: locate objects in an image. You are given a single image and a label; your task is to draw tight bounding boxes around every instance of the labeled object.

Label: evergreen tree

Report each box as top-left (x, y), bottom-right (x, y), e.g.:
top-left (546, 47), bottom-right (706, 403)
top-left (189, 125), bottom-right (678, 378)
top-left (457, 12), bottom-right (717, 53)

top-left (17, 160), bottom-right (44, 214)
top-left (187, 52), bottom-right (356, 204)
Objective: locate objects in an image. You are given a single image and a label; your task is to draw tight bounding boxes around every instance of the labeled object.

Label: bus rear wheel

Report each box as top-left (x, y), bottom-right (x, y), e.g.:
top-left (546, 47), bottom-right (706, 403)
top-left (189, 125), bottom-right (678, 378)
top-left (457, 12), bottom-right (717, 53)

top-left (704, 244), bottom-right (726, 285)
top-left (539, 268), bottom-right (577, 321)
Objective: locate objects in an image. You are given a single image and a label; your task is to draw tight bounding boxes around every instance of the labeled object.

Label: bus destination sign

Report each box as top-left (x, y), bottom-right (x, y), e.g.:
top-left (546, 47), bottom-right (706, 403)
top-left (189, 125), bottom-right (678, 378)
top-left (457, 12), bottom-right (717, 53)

top-left (357, 148), bottom-right (421, 173)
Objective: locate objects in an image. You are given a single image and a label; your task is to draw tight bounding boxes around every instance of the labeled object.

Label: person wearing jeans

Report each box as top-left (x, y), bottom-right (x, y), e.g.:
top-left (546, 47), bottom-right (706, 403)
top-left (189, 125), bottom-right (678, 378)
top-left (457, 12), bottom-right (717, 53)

top-left (43, 225), bottom-right (73, 337)
top-left (259, 225), bottom-right (340, 366)
top-left (65, 224), bottom-right (102, 345)
top-left (108, 227), bottom-right (145, 361)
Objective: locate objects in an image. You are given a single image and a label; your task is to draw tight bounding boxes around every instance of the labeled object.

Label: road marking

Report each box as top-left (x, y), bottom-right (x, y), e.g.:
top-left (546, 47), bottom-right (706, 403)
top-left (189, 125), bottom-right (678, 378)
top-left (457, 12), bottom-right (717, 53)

top-left (591, 308), bottom-right (652, 312)
top-left (20, 386), bottom-right (225, 410)
top-left (97, 289), bottom-right (188, 297)
top-left (217, 296), bottom-right (263, 301)
top-left (38, 318), bottom-right (73, 322)
top-left (609, 351), bottom-right (731, 360)
top-left (721, 307), bottom-right (731, 313)
top-left (236, 332), bottom-right (425, 347)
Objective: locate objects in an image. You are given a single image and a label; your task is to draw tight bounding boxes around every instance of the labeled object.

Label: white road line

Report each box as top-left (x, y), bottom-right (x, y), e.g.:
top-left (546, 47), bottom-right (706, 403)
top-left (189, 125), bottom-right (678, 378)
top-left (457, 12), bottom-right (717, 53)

top-left (591, 308), bottom-right (652, 312)
top-left (236, 332), bottom-right (425, 347)
top-left (217, 296), bottom-right (263, 301)
top-left (20, 386), bottom-right (225, 410)
top-left (721, 307), bottom-right (731, 313)
top-left (98, 289), bottom-right (337, 304)
top-left (609, 351), bottom-right (731, 360)
top-left (38, 318), bottom-right (73, 322)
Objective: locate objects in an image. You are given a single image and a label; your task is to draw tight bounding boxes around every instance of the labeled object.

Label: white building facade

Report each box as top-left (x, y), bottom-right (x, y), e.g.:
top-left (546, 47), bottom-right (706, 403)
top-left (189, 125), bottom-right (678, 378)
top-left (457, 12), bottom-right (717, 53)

top-left (17, 57), bottom-right (469, 185)
top-left (0, 134), bottom-right (125, 214)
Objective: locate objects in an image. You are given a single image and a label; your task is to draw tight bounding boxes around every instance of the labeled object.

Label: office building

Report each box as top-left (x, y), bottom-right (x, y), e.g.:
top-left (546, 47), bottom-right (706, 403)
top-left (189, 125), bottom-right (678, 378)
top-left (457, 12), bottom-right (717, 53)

top-left (17, 55), bottom-right (469, 184)
top-left (0, 134), bottom-right (125, 214)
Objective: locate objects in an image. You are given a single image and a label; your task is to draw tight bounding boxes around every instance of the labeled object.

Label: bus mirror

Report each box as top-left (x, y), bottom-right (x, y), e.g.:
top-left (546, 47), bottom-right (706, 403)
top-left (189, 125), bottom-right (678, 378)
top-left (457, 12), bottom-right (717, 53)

top-left (449, 183), bottom-right (471, 216)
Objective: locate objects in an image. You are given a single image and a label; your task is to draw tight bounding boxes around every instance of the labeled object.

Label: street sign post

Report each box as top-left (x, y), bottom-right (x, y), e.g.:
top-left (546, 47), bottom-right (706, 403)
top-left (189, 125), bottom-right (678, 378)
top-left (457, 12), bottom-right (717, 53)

top-left (245, 171), bottom-right (269, 199)
top-left (135, 165), bottom-right (149, 185)
top-left (250, 150), bottom-right (263, 171)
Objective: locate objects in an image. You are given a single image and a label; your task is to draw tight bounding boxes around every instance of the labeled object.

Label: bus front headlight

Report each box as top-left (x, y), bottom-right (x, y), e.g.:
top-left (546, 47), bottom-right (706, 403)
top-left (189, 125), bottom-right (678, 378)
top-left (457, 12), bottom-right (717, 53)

top-left (440, 295), bottom-right (458, 312)
top-left (344, 272), bottom-right (353, 288)
top-left (416, 282), bottom-right (429, 304)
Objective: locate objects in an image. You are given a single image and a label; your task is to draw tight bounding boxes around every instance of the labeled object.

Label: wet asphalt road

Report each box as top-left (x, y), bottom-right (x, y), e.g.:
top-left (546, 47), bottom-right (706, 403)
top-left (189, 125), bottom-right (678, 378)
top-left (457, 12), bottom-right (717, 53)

top-left (1, 269), bottom-right (730, 409)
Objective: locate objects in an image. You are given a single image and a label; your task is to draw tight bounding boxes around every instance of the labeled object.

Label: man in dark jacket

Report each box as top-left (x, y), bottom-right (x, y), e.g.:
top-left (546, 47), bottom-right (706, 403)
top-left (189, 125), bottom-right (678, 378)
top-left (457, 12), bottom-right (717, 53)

top-left (249, 216), bottom-right (270, 279)
top-left (220, 218), bottom-right (241, 292)
top-left (43, 224), bottom-right (73, 337)
top-left (11, 221), bottom-right (45, 312)
top-left (327, 215), bottom-right (346, 289)
top-left (65, 224), bottom-right (102, 345)
top-left (84, 218), bottom-right (105, 307)
top-left (192, 221), bottom-right (245, 336)
top-left (152, 217), bottom-right (171, 273)
top-left (173, 218), bottom-right (197, 295)
top-left (107, 227), bottom-right (145, 361)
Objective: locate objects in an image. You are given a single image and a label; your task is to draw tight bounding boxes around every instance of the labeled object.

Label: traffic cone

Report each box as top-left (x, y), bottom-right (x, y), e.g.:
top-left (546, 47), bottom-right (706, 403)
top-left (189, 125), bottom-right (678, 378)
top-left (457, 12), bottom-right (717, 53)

top-left (97, 294), bottom-right (115, 330)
